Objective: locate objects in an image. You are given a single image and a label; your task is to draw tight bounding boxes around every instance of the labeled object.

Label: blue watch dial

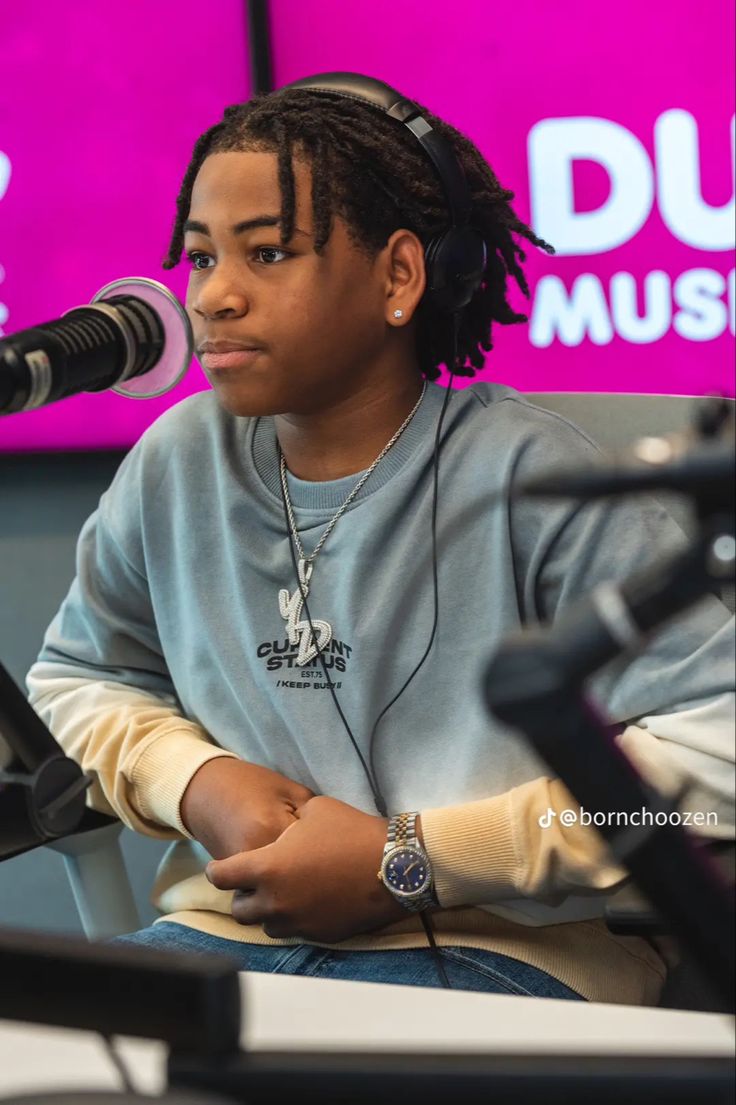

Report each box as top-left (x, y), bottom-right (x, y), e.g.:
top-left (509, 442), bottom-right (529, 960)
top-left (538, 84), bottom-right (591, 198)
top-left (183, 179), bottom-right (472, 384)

top-left (385, 848), bottom-right (431, 894)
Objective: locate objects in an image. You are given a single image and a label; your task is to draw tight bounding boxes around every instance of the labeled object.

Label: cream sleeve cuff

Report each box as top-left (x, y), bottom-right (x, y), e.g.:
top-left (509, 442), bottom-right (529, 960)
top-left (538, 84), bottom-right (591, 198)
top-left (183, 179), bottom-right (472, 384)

top-left (126, 732), bottom-right (238, 837)
top-left (421, 697), bottom-right (735, 909)
top-left (421, 790), bottom-right (519, 907)
top-left (26, 669), bottom-right (237, 839)
top-left (421, 776), bottom-right (627, 909)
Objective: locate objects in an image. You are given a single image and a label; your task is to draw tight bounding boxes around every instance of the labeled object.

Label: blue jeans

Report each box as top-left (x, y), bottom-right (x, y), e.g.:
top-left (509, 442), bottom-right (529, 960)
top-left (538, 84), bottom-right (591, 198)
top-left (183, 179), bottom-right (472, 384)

top-left (110, 921), bottom-right (584, 1000)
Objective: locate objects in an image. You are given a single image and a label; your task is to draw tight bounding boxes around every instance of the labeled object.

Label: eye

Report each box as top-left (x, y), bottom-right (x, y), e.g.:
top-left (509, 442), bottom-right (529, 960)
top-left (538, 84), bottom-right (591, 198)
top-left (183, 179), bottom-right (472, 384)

top-left (185, 251), bottom-right (212, 271)
top-left (255, 244), bottom-right (289, 262)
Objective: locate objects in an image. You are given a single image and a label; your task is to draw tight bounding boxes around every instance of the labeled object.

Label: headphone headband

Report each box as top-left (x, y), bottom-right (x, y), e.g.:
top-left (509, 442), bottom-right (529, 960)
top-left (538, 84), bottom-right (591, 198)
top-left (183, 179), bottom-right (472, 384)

top-left (277, 73), bottom-right (472, 226)
top-left (273, 72), bottom-right (486, 313)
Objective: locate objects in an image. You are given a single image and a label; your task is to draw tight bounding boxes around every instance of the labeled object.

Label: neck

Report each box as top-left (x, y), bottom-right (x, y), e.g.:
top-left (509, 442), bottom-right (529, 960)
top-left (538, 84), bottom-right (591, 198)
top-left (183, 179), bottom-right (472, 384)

top-left (275, 372), bottom-right (425, 482)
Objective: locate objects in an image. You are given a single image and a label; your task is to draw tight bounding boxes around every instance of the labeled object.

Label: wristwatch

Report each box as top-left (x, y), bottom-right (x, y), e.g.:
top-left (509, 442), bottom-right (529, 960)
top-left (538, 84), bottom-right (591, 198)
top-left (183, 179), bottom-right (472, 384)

top-left (378, 811), bottom-right (437, 912)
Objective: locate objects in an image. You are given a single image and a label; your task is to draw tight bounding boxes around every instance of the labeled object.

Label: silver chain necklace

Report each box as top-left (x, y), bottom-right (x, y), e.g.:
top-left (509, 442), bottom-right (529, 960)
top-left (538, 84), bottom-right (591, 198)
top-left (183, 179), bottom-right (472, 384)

top-left (277, 381), bottom-right (427, 665)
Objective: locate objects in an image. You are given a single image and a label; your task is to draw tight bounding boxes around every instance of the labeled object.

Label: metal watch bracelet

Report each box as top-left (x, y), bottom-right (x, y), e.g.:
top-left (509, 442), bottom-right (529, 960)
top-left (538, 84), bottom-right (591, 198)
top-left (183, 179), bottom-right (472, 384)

top-left (378, 811), bottom-right (437, 912)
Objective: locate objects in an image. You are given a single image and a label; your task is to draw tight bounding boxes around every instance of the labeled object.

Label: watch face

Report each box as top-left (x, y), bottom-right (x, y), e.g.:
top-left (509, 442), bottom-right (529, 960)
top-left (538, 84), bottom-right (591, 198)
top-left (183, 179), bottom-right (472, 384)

top-left (384, 848), bottom-right (431, 896)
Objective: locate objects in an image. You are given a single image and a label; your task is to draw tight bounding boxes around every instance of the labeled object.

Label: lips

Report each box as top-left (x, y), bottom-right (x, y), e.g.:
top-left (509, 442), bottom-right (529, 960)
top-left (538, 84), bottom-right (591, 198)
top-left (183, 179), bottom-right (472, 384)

top-left (201, 349), bottom-right (263, 371)
top-left (197, 339), bottom-right (264, 372)
top-left (197, 337), bottom-right (263, 351)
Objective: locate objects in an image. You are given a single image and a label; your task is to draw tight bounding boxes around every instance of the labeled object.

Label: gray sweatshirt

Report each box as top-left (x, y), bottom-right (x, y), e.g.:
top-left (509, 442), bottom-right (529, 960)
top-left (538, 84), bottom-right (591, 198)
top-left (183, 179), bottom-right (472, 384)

top-left (27, 381), bottom-right (734, 952)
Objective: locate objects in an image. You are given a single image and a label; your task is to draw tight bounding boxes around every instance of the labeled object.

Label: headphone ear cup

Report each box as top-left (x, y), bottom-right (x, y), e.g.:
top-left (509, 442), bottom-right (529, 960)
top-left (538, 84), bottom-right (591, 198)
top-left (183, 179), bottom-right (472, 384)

top-left (424, 227), bottom-right (487, 313)
top-left (423, 233), bottom-right (451, 311)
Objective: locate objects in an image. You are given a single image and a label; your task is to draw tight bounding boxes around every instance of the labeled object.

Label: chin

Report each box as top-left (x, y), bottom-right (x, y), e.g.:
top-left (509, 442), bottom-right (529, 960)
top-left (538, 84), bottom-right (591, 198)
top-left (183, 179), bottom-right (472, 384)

top-left (208, 379), bottom-right (287, 419)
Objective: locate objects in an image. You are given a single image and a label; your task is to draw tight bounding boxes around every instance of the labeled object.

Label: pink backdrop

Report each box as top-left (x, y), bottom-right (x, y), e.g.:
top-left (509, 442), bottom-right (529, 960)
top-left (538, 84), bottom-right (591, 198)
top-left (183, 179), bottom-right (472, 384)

top-left (1, 0), bottom-right (733, 452)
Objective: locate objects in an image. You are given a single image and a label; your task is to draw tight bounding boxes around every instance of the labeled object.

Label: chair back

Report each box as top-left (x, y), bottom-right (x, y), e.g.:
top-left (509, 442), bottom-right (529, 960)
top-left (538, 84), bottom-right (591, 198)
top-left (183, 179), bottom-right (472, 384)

top-left (524, 393), bottom-right (735, 612)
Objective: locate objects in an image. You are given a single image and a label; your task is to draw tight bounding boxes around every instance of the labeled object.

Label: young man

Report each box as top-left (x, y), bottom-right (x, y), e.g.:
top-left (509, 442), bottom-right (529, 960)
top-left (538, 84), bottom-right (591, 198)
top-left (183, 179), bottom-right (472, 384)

top-left (26, 78), bottom-right (734, 1004)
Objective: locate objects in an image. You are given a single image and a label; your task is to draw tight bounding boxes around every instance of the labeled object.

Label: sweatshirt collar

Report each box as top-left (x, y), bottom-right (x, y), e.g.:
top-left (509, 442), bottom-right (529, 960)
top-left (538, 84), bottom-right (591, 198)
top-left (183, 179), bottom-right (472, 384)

top-left (250, 381), bottom-right (450, 512)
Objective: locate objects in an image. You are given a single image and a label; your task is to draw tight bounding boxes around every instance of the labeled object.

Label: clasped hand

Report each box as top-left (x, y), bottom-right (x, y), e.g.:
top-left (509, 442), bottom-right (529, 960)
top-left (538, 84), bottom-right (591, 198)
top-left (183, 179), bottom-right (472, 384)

top-left (206, 795), bottom-right (410, 942)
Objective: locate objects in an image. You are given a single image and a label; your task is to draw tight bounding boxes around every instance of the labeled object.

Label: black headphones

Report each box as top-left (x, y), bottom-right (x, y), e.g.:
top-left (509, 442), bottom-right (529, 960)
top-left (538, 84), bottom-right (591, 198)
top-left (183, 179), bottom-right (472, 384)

top-left (276, 72), bottom-right (487, 314)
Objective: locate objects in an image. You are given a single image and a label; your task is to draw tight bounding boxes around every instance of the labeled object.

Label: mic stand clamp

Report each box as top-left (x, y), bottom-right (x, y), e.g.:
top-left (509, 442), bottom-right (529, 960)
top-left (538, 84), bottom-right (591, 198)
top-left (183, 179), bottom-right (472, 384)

top-left (0, 661), bottom-right (91, 858)
top-left (0, 756), bottom-right (91, 859)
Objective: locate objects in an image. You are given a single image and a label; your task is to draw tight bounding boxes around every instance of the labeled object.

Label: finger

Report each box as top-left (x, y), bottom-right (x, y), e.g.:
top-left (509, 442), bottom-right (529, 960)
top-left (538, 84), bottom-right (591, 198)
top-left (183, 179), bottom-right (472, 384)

top-left (293, 782), bottom-right (315, 804)
top-left (230, 890), bottom-right (297, 938)
top-left (230, 889), bottom-right (267, 926)
top-left (206, 850), bottom-right (261, 891)
top-left (293, 794), bottom-right (325, 818)
top-left (262, 918), bottom-right (301, 939)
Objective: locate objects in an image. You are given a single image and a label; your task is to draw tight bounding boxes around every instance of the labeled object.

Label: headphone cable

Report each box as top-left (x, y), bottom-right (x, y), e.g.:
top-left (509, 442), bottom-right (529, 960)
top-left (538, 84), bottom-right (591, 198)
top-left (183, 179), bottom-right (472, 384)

top-left (277, 314), bottom-right (463, 991)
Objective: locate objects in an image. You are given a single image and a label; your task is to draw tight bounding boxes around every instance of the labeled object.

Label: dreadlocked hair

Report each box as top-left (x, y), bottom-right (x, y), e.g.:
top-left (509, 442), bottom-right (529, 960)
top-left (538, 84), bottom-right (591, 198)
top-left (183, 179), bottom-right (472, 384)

top-left (163, 89), bottom-right (555, 380)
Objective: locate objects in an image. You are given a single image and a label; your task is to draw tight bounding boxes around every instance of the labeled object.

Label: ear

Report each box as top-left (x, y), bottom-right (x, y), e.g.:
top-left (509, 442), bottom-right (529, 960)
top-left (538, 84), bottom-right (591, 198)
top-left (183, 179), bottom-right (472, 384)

top-left (380, 229), bottom-right (426, 327)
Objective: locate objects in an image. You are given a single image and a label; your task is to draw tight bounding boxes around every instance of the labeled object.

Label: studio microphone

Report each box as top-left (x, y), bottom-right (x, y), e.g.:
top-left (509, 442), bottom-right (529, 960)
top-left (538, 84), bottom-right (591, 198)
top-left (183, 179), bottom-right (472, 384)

top-left (0, 276), bottom-right (193, 415)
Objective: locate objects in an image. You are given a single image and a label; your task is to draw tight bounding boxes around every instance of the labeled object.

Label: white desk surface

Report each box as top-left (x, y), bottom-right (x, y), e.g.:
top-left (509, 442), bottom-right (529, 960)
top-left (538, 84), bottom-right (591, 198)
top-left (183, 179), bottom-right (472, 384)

top-left (1, 971), bottom-right (734, 1098)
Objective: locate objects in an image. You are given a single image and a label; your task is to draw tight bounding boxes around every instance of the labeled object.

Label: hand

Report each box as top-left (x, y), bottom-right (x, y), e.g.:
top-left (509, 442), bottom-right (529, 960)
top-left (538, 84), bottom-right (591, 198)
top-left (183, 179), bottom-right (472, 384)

top-left (205, 795), bottom-right (410, 942)
top-left (180, 757), bottom-right (314, 859)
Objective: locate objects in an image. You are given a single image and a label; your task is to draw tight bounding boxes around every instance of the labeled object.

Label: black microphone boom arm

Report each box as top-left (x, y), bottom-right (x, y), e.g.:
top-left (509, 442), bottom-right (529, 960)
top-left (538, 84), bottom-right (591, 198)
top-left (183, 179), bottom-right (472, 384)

top-left (485, 515), bottom-right (735, 1007)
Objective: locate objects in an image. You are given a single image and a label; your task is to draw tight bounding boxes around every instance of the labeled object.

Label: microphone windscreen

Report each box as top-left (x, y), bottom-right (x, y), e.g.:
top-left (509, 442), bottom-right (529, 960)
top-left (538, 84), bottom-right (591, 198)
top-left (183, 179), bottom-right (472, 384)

top-left (93, 277), bottom-right (193, 398)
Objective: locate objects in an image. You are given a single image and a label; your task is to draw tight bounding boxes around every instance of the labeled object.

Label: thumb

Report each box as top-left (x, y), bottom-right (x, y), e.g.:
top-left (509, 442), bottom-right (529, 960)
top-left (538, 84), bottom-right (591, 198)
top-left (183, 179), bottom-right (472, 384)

top-left (205, 849), bottom-right (261, 890)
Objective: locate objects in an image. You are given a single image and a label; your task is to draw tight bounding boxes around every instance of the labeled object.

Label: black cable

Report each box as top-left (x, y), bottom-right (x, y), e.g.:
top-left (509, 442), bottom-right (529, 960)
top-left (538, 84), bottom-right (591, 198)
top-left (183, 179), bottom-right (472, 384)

top-left (421, 910), bottom-right (452, 988)
top-left (99, 1033), bottom-right (137, 1094)
top-left (279, 484), bottom-right (383, 811)
top-left (276, 312), bottom-right (463, 991)
top-left (366, 323), bottom-right (459, 796)
top-left (276, 429), bottom-right (509, 809)
top-left (280, 467), bottom-right (460, 992)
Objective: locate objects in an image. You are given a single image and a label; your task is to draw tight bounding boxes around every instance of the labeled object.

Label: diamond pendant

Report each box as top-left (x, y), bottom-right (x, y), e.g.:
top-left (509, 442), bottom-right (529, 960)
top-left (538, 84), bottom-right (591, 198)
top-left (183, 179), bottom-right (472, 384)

top-left (278, 557), bottom-right (333, 666)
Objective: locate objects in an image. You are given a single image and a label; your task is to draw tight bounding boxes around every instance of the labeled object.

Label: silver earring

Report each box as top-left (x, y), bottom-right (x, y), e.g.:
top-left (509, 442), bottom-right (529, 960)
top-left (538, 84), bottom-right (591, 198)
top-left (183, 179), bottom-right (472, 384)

top-left (393, 309), bottom-right (404, 319)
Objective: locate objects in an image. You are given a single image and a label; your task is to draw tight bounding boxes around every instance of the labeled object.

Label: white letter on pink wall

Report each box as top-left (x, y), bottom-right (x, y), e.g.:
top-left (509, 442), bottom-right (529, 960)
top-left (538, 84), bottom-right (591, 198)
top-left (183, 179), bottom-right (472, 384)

top-left (673, 269), bottom-right (729, 341)
top-left (0, 153), bottom-right (11, 202)
top-left (528, 118), bottom-right (654, 256)
top-left (610, 271), bottom-right (671, 343)
top-left (530, 274), bottom-right (614, 347)
top-left (654, 110), bottom-right (735, 250)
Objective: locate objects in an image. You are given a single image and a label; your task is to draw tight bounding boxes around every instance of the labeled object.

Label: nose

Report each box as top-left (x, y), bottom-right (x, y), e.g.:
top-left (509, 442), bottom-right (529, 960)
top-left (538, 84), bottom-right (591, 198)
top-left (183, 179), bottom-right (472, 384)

top-left (187, 262), bottom-right (250, 321)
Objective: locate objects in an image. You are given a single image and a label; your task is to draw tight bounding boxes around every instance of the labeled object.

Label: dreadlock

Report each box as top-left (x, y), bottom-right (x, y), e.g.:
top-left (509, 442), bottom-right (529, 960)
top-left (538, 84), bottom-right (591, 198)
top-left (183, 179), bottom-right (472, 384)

top-left (163, 89), bottom-right (555, 380)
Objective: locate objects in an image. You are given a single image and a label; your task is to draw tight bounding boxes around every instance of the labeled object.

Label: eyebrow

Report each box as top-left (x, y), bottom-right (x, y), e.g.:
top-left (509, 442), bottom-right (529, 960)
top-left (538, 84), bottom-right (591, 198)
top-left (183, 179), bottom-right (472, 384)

top-left (183, 215), bottom-right (308, 238)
